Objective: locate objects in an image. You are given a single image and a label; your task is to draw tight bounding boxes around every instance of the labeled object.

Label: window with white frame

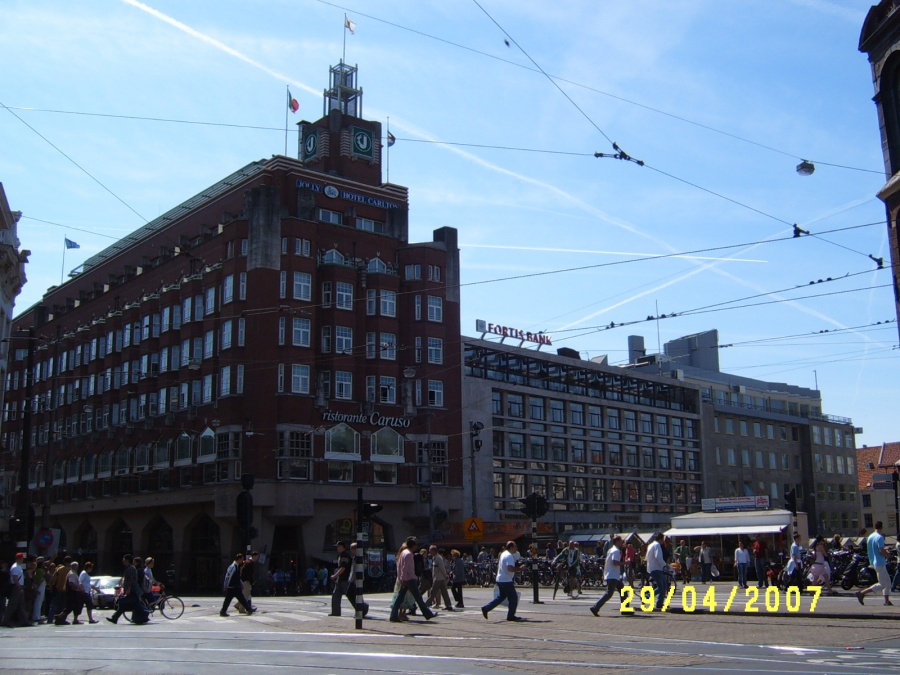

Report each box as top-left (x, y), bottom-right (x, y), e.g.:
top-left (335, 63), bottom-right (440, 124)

top-left (279, 271), bottom-right (287, 299)
top-left (220, 366), bottom-right (231, 397)
top-left (319, 209), bottom-right (342, 225)
top-left (335, 326), bottom-right (353, 354)
top-left (428, 265), bottom-right (441, 282)
top-left (205, 287), bottom-right (216, 315)
top-left (325, 423), bottom-right (360, 457)
top-left (321, 326), bottom-right (332, 353)
top-left (380, 333), bottom-right (396, 360)
top-left (291, 364), bottom-right (309, 394)
top-left (356, 217), bottom-right (384, 233)
top-left (335, 371), bottom-right (352, 400)
top-left (239, 272), bottom-right (247, 300)
top-left (295, 238), bottom-right (310, 256)
top-left (293, 272), bottom-right (311, 301)
top-left (198, 428), bottom-right (216, 462)
top-left (371, 427), bottom-right (404, 460)
top-left (380, 376), bottom-right (396, 404)
top-left (405, 264), bottom-right (421, 280)
top-left (322, 281), bottom-right (332, 307)
top-left (427, 296), bottom-right (443, 322)
top-left (380, 290), bottom-right (396, 317)
top-left (237, 318), bottom-right (245, 346)
top-left (427, 337), bottom-right (443, 364)
top-left (366, 289), bottom-right (376, 315)
top-left (221, 320), bottom-right (232, 350)
top-left (428, 380), bottom-right (444, 407)
top-left (366, 332), bottom-right (376, 359)
top-left (292, 318), bottom-right (310, 347)
top-left (336, 282), bottom-right (353, 309)
top-left (223, 275), bottom-right (234, 304)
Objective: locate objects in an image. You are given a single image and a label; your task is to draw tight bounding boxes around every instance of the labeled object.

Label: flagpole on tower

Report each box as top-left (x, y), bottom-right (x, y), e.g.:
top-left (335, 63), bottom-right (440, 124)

top-left (386, 117), bottom-right (391, 184)
top-left (343, 13), bottom-right (348, 64)
top-left (285, 85), bottom-right (289, 156)
top-left (60, 237), bottom-right (65, 285)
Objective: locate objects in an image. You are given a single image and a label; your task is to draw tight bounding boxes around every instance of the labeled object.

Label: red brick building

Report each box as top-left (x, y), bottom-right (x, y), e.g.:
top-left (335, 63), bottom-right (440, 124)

top-left (0, 63), bottom-right (462, 588)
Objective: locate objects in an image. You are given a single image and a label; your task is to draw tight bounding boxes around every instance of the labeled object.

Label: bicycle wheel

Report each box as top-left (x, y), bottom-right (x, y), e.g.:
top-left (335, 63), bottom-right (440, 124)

top-left (160, 595), bottom-right (185, 619)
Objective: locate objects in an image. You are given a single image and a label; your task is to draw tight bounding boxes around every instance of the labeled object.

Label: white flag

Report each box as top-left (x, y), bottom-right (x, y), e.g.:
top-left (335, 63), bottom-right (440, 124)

top-left (345, 16), bottom-right (356, 34)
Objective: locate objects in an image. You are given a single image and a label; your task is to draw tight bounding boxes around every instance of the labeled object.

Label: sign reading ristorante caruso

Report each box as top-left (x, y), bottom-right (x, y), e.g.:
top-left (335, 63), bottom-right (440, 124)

top-left (476, 319), bottom-right (552, 346)
top-left (321, 409), bottom-right (411, 429)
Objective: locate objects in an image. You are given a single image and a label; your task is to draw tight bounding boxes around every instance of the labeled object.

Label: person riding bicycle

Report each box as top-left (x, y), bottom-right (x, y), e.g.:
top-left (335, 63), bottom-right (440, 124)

top-left (552, 541), bottom-right (582, 597)
top-left (142, 558), bottom-right (163, 607)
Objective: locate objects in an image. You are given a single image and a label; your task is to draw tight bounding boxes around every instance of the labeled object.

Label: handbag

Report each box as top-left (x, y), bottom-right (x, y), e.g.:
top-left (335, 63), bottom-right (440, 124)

top-left (710, 563), bottom-right (720, 579)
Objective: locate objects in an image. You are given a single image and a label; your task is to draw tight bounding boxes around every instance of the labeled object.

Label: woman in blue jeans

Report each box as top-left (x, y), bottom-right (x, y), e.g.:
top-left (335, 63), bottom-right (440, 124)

top-left (734, 541), bottom-right (750, 589)
top-left (697, 541), bottom-right (713, 583)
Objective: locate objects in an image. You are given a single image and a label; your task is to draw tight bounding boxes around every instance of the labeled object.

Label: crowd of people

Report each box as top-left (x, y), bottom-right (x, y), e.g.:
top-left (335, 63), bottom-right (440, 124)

top-left (4, 529), bottom-right (896, 627)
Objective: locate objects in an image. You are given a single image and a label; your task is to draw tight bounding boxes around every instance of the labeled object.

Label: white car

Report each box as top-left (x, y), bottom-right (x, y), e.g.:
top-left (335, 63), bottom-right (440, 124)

top-left (89, 575), bottom-right (121, 610)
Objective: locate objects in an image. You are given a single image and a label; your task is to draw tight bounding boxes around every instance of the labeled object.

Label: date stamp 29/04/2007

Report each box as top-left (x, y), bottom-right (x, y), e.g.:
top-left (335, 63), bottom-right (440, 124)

top-left (619, 585), bottom-right (823, 614)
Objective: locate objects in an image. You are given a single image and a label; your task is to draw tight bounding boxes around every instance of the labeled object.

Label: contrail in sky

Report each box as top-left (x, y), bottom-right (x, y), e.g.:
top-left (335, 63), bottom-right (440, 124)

top-left (123, 0), bottom-right (881, 348)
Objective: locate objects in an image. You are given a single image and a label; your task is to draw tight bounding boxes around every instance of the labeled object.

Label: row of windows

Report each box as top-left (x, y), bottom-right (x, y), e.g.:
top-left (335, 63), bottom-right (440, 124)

top-left (714, 416), bottom-right (798, 442)
top-left (816, 482), bottom-right (860, 503)
top-left (492, 392), bottom-right (697, 438)
top-left (811, 425), bottom-right (854, 448)
top-left (492, 473), bottom-right (701, 507)
top-left (3, 368), bottom-right (445, 453)
top-left (715, 447), bottom-right (800, 471)
top-left (715, 480), bottom-right (801, 500)
top-left (813, 453), bottom-right (857, 475)
top-left (704, 387), bottom-right (818, 418)
top-left (492, 433), bottom-right (700, 471)
top-left (821, 510), bottom-right (860, 532)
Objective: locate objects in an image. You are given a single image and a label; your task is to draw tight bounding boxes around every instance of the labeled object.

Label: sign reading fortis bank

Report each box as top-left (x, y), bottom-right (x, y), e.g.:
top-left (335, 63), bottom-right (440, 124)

top-left (476, 319), bottom-right (552, 346)
top-left (296, 180), bottom-right (401, 210)
top-left (321, 409), bottom-right (411, 429)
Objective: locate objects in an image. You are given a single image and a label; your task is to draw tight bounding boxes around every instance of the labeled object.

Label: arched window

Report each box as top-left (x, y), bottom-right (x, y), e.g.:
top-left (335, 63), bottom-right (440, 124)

top-left (322, 248), bottom-right (345, 265)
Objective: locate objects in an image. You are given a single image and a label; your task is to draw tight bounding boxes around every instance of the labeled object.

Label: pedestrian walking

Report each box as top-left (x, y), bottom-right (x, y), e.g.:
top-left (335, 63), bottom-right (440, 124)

top-left (220, 553), bottom-right (253, 616)
top-left (590, 536), bottom-right (624, 615)
top-left (389, 536), bottom-right (437, 623)
top-left (31, 557), bottom-right (47, 624)
top-left (1, 552), bottom-right (31, 627)
top-left (450, 549), bottom-right (466, 608)
top-left (428, 547), bottom-right (454, 611)
top-left (54, 561), bottom-right (86, 625)
top-left (856, 521), bottom-right (894, 606)
top-left (646, 533), bottom-right (668, 610)
top-left (107, 554), bottom-right (148, 624)
top-left (235, 551), bottom-right (258, 614)
top-left (481, 541), bottom-right (524, 622)
top-left (753, 535), bottom-right (769, 588)
top-left (697, 542), bottom-right (713, 583)
top-left (329, 541), bottom-right (353, 617)
top-left (78, 561), bottom-right (100, 623)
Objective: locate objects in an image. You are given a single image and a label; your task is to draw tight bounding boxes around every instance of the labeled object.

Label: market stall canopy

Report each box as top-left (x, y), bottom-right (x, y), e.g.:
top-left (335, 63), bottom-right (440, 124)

top-left (665, 509), bottom-right (792, 538)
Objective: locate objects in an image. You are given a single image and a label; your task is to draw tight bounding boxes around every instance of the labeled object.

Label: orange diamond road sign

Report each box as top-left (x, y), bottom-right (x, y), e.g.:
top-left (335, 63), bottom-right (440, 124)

top-left (464, 517), bottom-right (484, 541)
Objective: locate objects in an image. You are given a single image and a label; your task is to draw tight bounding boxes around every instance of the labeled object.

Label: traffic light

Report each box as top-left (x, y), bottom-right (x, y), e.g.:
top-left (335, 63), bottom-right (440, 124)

top-left (236, 490), bottom-right (253, 528)
top-left (361, 502), bottom-right (383, 520)
top-left (519, 491), bottom-right (548, 519)
top-left (784, 488), bottom-right (797, 516)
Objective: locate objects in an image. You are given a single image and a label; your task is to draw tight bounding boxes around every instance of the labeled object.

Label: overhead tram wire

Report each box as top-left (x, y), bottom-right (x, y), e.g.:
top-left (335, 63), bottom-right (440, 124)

top-left (1, 100), bottom-right (146, 223)
top-left (467, 3), bottom-right (884, 265)
top-left (552, 282), bottom-right (892, 344)
top-left (314, 0), bottom-right (880, 175)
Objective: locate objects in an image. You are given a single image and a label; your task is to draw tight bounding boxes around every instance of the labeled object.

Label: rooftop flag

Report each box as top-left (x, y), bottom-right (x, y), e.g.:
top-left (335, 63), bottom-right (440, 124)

top-left (64, 237), bottom-right (80, 249)
top-left (288, 89), bottom-right (299, 113)
top-left (387, 132), bottom-right (396, 147)
top-left (345, 16), bottom-right (356, 34)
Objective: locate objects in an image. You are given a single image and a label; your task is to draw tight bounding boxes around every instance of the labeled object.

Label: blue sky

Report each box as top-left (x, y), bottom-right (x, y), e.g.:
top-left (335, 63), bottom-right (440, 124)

top-left (2, 0), bottom-right (897, 446)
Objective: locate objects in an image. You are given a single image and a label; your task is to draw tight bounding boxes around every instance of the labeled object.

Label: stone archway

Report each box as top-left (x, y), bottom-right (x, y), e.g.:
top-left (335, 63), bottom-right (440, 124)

top-left (185, 514), bottom-right (220, 593)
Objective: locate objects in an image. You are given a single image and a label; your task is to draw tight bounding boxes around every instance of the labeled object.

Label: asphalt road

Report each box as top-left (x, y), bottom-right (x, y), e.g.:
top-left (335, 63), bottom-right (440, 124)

top-left (2, 584), bottom-right (898, 674)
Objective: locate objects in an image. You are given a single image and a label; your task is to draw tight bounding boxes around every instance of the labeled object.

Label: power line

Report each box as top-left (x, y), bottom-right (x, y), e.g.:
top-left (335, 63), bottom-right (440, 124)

top-left (1, 100), bottom-right (146, 223)
top-left (314, 0), bottom-right (882, 175)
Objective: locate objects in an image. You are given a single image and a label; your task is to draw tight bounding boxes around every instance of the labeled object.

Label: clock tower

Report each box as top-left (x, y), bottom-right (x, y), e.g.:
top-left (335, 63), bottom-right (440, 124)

top-left (297, 61), bottom-right (384, 187)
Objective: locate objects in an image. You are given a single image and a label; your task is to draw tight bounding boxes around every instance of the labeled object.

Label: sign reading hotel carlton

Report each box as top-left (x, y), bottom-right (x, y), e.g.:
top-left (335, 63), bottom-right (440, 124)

top-left (476, 319), bottom-right (552, 346)
top-left (321, 409), bottom-right (411, 429)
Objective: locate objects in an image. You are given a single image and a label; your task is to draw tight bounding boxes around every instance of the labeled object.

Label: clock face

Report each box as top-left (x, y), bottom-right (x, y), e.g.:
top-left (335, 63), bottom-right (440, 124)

top-left (354, 130), bottom-right (371, 153)
top-left (304, 133), bottom-right (317, 157)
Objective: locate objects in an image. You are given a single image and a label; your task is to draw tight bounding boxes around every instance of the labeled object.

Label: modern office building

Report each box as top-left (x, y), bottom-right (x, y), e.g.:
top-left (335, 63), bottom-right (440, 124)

top-left (460, 332), bottom-right (704, 542)
top-left (0, 63), bottom-right (462, 587)
top-left (860, 1), bottom-right (900, 342)
top-left (628, 330), bottom-right (861, 537)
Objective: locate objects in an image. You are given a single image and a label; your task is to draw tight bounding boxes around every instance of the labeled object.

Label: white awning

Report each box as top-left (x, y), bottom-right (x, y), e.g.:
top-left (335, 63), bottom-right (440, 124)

top-left (666, 524), bottom-right (787, 537)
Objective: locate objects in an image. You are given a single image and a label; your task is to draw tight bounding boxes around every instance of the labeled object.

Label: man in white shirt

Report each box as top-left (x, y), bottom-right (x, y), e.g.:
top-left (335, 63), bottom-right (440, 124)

top-left (2, 552), bottom-right (30, 627)
top-left (645, 532), bottom-right (668, 610)
top-left (590, 536), bottom-right (624, 615)
top-left (481, 541), bottom-right (524, 622)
